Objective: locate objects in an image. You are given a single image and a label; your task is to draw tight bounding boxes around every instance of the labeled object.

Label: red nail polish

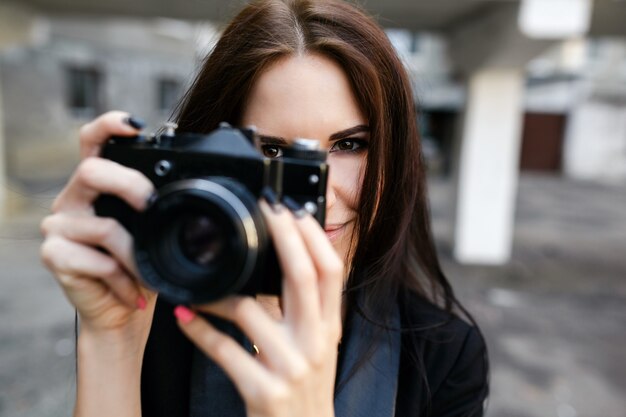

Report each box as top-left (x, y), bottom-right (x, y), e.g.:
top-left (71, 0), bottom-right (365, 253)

top-left (174, 305), bottom-right (196, 324)
top-left (136, 295), bottom-right (147, 310)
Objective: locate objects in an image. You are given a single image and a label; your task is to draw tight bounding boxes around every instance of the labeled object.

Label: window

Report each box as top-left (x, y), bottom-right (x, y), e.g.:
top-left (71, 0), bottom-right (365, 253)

top-left (157, 78), bottom-right (181, 113)
top-left (66, 67), bottom-right (102, 119)
top-left (411, 33), bottom-right (421, 54)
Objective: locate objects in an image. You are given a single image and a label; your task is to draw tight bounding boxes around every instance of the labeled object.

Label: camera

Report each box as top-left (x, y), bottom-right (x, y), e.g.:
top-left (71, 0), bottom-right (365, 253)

top-left (94, 122), bottom-right (328, 305)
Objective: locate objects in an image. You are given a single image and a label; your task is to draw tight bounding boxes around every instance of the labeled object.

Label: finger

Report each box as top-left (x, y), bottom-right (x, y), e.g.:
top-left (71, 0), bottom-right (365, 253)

top-left (195, 297), bottom-right (309, 376)
top-left (258, 200), bottom-right (321, 332)
top-left (292, 214), bottom-right (344, 326)
top-left (79, 111), bottom-right (145, 159)
top-left (41, 235), bottom-right (142, 309)
top-left (174, 306), bottom-right (282, 403)
top-left (41, 213), bottom-right (137, 276)
top-left (51, 157), bottom-right (153, 213)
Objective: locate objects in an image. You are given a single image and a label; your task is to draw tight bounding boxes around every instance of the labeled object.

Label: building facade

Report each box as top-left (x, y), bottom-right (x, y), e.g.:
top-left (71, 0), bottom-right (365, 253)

top-left (391, 31), bottom-right (626, 183)
top-left (1, 15), bottom-right (625, 193)
top-left (0, 16), bottom-right (212, 187)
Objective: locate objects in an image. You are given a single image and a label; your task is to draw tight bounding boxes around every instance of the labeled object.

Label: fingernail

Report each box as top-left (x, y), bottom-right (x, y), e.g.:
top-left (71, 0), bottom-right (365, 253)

top-left (261, 186), bottom-right (283, 213)
top-left (174, 305), bottom-right (195, 324)
top-left (145, 191), bottom-right (158, 208)
top-left (136, 295), bottom-right (147, 310)
top-left (123, 115), bottom-right (146, 130)
top-left (282, 196), bottom-right (307, 218)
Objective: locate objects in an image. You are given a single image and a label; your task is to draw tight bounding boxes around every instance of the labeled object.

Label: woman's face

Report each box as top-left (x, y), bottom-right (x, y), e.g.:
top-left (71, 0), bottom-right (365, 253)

top-left (241, 53), bottom-right (368, 264)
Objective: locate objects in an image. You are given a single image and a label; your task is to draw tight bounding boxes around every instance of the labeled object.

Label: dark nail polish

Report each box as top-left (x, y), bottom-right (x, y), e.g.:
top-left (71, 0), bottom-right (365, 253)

top-left (145, 191), bottom-right (158, 208)
top-left (261, 186), bottom-right (279, 205)
top-left (282, 196), bottom-right (306, 218)
top-left (262, 187), bottom-right (282, 213)
top-left (124, 115), bottom-right (146, 130)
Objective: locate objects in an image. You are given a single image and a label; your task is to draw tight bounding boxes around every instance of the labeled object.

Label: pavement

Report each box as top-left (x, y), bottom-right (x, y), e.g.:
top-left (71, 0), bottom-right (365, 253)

top-left (430, 174), bottom-right (626, 417)
top-left (1, 173), bottom-right (625, 417)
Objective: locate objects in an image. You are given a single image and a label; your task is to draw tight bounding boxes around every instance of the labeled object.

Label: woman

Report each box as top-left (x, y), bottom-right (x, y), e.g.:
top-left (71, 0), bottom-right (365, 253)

top-left (40, 1), bottom-right (488, 416)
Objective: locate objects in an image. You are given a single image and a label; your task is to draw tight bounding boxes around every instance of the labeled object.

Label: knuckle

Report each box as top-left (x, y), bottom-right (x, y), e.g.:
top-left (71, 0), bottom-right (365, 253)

top-left (40, 238), bottom-right (59, 269)
top-left (94, 217), bottom-right (119, 244)
top-left (50, 192), bottom-right (67, 214)
top-left (231, 297), bottom-right (257, 322)
top-left (100, 259), bottom-right (121, 279)
top-left (208, 336), bottom-right (233, 362)
top-left (50, 199), bottom-right (59, 214)
top-left (132, 175), bottom-right (153, 199)
top-left (78, 122), bottom-right (92, 140)
top-left (304, 326), bottom-right (338, 367)
top-left (77, 157), bottom-right (102, 185)
top-left (256, 382), bottom-right (290, 412)
top-left (285, 358), bottom-right (310, 384)
top-left (307, 344), bottom-right (327, 369)
top-left (40, 214), bottom-right (57, 236)
top-left (57, 273), bottom-right (78, 287)
top-left (102, 111), bottom-right (124, 130)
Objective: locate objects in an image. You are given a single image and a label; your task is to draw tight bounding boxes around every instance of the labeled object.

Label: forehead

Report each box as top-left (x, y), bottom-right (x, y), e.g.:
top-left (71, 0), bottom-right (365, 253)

top-left (240, 53), bottom-right (366, 141)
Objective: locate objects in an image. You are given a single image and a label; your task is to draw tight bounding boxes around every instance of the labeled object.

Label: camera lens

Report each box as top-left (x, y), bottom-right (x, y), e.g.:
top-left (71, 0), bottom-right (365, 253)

top-left (134, 177), bottom-right (269, 304)
top-left (178, 214), bottom-right (224, 267)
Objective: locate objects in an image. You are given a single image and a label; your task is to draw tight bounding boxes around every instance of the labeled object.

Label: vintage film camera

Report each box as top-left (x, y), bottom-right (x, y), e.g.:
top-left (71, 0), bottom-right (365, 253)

top-left (94, 122), bottom-right (328, 305)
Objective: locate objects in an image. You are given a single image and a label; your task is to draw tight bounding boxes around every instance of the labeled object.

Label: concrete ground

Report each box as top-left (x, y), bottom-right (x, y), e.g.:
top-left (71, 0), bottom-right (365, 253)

top-left (0, 173), bottom-right (625, 417)
top-left (431, 174), bottom-right (626, 417)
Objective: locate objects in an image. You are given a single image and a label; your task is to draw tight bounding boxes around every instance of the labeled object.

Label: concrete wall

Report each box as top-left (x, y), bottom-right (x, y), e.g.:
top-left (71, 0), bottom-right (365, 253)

top-left (564, 100), bottom-right (626, 182)
top-left (0, 16), bottom-right (205, 187)
top-left (562, 39), bottom-right (626, 182)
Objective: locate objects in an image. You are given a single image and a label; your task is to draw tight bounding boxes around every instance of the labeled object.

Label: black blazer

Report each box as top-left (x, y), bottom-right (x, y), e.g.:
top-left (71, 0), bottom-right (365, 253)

top-left (141, 294), bottom-right (488, 417)
top-left (395, 293), bottom-right (489, 416)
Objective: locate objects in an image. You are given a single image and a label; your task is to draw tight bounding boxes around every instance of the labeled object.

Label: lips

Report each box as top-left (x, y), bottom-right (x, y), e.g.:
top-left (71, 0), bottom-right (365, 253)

top-left (324, 223), bottom-right (346, 241)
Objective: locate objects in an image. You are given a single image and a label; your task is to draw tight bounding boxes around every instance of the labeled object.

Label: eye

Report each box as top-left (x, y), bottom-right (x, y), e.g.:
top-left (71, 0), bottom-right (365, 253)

top-left (329, 138), bottom-right (368, 153)
top-left (261, 145), bottom-right (283, 158)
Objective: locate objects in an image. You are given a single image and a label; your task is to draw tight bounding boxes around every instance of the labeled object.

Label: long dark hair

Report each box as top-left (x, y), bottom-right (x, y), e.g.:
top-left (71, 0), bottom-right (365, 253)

top-left (175, 0), bottom-right (460, 320)
top-left (173, 0), bottom-right (487, 407)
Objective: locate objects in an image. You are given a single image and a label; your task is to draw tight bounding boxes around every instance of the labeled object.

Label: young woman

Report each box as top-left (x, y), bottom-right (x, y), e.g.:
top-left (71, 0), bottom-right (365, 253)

top-left (40, 1), bottom-right (489, 416)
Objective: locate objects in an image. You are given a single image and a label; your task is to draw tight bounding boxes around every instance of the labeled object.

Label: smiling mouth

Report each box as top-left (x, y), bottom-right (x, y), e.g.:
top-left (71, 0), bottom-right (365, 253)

top-left (324, 223), bottom-right (347, 241)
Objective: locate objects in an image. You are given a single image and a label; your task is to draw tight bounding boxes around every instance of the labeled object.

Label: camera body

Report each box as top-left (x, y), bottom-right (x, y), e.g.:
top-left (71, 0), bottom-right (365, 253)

top-left (94, 123), bottom-right (328, 304)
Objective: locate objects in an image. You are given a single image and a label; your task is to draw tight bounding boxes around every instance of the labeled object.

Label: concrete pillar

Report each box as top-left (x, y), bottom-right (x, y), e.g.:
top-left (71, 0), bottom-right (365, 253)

top-left (0, 64), bottom-right (5, 219)
top-left (454, 69), bottom-right (525, 264)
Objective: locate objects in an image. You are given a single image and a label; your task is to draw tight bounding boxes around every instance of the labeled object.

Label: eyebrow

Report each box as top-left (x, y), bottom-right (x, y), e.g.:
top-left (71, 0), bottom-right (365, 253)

top-left (257, 135), bottom-right (289, 145)
top-left (329, 124), bottom-right (370, 141)
top-left (257, 124), bottom-right (370, 144)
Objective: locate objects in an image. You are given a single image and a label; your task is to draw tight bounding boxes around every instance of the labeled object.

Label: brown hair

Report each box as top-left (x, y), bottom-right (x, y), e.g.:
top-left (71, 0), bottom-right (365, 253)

top-left (171, 1), bottom-right (489, 407)
top-left (175, 0), bottom-right (463, 332)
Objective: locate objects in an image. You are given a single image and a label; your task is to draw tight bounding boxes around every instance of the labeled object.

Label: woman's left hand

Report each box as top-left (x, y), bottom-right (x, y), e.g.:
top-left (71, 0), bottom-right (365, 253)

top-left (174, 199), bottom-right (344, 417)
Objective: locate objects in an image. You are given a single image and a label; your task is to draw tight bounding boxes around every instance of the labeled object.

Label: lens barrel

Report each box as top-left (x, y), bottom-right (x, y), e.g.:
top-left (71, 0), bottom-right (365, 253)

top-left (134, 178), bottom-right (267, 304)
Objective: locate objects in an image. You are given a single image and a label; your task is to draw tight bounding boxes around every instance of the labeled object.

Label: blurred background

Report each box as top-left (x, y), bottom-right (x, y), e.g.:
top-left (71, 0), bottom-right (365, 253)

top-left (0, 0), bottom-right (625, 416)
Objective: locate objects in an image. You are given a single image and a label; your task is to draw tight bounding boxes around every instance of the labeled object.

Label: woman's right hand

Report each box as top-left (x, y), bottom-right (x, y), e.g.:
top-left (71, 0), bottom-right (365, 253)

top-left (40, 111), bottom-right (157, 342)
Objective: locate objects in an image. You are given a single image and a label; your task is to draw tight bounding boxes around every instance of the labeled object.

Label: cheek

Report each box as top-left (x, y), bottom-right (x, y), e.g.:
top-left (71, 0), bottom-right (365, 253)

top-left (328, 154), bottom-right (366, 210)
